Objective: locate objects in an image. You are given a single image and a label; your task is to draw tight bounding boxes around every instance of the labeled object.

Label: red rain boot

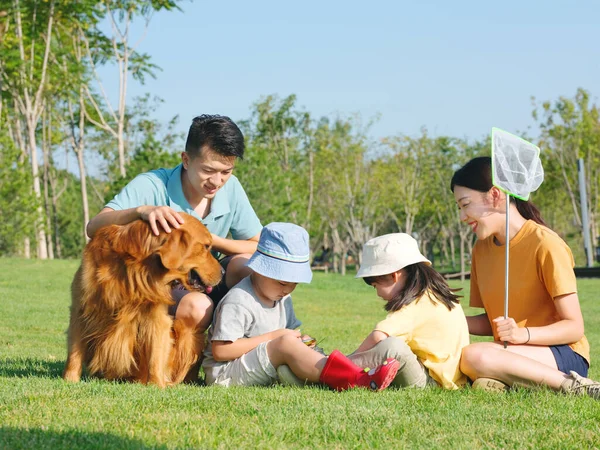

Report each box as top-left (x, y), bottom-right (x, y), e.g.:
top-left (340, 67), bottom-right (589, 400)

top-left (319, 350), bottom-right (400, 391)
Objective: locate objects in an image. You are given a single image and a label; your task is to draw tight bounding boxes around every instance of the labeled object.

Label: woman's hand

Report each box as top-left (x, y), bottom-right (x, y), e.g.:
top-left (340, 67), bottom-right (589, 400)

top-left (492, 316), bottom-right (529, 344)
top-left (137, 206), bottom-right (184, 236)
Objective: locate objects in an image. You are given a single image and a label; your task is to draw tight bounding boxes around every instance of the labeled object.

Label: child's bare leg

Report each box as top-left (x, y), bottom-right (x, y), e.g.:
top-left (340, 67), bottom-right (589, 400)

top-left (461, 341), bottom-right (567, 389)
top-left (269, 334), bottom-right (402, 391)
top-left (267, 334), bottom-right (326, 382)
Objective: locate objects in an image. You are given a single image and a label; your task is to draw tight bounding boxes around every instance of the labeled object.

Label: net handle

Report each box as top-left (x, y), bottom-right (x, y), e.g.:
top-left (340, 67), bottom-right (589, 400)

top-left (503, 192), bottom-right (509, 349)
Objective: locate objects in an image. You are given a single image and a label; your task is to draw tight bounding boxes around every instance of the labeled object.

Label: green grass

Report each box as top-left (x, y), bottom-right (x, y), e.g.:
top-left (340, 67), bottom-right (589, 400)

top-left (1, 258), bottom-right (599, 449)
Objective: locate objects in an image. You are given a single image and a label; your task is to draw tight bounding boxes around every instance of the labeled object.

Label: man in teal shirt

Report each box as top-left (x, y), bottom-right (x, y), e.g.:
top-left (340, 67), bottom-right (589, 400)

top-left (87, 115), bottom-right (262, 378)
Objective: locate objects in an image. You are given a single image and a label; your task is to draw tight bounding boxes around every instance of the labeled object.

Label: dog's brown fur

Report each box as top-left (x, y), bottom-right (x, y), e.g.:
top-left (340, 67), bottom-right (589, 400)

top-left (63, 213), bottom-right (222, 387)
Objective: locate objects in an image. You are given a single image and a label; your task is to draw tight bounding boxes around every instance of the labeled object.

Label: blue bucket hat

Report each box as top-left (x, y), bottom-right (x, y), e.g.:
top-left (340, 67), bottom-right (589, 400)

top-left (245, 223), bottom-right (313, 284)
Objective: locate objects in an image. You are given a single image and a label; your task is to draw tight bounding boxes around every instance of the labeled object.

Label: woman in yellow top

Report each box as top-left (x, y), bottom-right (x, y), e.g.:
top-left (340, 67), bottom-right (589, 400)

top-left (349, 233), bottom-right (470, 390)
top-left (451, 156), bottom-right (599, 398)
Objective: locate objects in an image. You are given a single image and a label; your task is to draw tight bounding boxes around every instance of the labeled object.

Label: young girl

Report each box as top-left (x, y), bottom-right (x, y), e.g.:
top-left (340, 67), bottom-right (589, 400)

top-left (202, 222), bottom-right (400, 391)
top-left (350, 233), bottom-right (470, 390)
top-left (451, 156), bottom-right (599, 398)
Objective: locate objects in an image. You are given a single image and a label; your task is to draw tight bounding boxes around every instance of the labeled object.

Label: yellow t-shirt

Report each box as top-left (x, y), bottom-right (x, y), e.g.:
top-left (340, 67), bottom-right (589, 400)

top-left (470, 220), bottom-right (590, 363)
top-left (374, 291), bottom-right (470, 389)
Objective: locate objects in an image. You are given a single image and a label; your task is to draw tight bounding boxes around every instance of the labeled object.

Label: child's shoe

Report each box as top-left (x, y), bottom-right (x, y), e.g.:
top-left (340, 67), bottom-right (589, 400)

top-left (472, 377), bottom-right (510, 393)
top-left (560, 371), bottom-right (600, 400)
top-left (319, 350), bottom-right (399, 391)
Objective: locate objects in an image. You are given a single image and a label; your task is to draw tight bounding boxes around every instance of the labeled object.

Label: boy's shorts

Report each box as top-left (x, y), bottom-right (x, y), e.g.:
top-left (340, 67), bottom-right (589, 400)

top-left (204, 342), bottom-right (277, 387)
top-left (168, 256), bottom-right (231, 316)
top-left (550, 344), bottom-right (589, 377)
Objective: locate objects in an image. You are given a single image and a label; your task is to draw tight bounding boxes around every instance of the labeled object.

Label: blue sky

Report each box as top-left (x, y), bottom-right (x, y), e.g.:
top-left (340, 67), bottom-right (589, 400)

top-left (101, 0), bottom-right (600, 144)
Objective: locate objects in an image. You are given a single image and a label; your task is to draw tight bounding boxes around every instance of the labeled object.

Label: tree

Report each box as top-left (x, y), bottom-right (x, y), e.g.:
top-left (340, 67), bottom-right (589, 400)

top-left (312, 116), bottom-right (380, 275)
top-left (2, 0), bottom-right (57, 258)
top-left (377, 130), bottom-right (440, 236)
top-left (238, 94), bottom-right (313, 227)
top-left (80, 0), bottom-right (183, 179)
top-left (102, 95), bottom-right (183, 203)
top-left (0, 132), bottom-right (37, 255)
top-left (534, 88), bottom-right (600, 262)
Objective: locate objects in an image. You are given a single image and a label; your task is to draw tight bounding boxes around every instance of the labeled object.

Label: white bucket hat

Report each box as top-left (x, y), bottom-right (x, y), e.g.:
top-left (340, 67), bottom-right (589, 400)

top-left (355, 233), bottom-right (431, 278)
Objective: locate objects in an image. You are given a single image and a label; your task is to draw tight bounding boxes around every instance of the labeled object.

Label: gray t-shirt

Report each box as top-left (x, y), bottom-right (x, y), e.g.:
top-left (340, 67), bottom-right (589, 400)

top-left (202, 276), bottom-right (302, 379)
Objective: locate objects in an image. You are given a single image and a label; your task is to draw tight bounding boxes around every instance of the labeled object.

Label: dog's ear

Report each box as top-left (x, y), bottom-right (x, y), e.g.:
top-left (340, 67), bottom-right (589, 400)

top-left (111, 221), bottom-right (161, 260)
top-left (156, 229), bottom-right (190, 270)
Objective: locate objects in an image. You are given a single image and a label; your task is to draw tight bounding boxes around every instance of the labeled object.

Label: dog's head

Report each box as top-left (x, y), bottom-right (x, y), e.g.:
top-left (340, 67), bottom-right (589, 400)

top-left (152, 213), bottom-right (223, 293)
top-left (94, 213), bottom-right (223, 295)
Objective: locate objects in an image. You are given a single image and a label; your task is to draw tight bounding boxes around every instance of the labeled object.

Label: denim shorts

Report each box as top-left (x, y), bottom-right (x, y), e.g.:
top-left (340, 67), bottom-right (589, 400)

top-left (550, 344), bottom-right (589, 377)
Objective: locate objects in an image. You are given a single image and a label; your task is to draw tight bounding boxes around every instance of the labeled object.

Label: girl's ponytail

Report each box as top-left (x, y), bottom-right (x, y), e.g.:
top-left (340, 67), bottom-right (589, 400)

top-left (513, 198), bottom-right (547, 227)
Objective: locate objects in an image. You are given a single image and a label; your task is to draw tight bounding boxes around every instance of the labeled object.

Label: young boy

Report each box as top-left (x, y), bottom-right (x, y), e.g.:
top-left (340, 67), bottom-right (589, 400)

top-left (202, 222), bottom-right (400, 391)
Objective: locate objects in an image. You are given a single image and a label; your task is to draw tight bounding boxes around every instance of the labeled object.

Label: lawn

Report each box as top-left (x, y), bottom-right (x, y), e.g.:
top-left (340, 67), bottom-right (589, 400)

top-left (1, 258), bottom-right (599, 449)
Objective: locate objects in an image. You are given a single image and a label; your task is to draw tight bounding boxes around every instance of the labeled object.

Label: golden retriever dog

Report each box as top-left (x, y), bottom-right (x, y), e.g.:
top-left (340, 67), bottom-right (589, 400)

top-left (63, 213), bottom-right (222, 387)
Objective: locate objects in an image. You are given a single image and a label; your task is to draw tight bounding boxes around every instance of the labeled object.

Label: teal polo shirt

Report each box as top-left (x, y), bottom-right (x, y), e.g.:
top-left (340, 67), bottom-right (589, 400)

top-left (105, 164), bottom-right (262, 241)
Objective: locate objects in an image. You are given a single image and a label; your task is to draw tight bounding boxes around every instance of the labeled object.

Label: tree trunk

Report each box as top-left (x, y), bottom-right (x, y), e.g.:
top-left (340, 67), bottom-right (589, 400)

top-left (23, 237), bottom-right (30, 259)
top-left (69, 92), bottom-right (90, 242)
top-left (305, 147), bottom-right (314, 232)
top-left (117, 120), bottom-right (126, 177)
top-left (42, 111), bottom-right (54, 259)
top-left (76, 145), bottom-right (90, 242)
top-left (467, 234), bottom-right (474, 257)
top-left (459, 234), bottom-right (466, 282)
top-left (450, 234), bottom-right (456, 268)
top-left (441, 230), bottom-right (450, 268)
top-left (26, 115), bottom-right (48, 259)
top-left (11, 0), bottom-right (56, 259)
top-left (49, 174), bottom-right (64, 259)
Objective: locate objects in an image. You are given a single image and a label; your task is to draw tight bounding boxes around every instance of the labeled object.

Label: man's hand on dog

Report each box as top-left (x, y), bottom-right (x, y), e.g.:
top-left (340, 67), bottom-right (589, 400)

top-left (137, 206), bottom-right (185, 236)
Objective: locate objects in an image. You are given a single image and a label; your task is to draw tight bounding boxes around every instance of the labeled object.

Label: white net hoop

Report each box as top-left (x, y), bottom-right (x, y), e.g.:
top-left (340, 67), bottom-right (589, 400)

top-left (491, 128), bottom-right (544, 200)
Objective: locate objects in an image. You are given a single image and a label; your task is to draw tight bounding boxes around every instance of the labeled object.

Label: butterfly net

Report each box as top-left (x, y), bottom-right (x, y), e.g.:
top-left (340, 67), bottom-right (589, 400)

top-left (491, 128), bottom-right (544, 200)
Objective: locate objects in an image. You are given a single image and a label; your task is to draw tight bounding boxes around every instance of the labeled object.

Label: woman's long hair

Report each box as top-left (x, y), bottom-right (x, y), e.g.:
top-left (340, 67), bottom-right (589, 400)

top-left (365, 263), bottom-right (462, 312)
top-left (450, 156), bottom-right (547, 226)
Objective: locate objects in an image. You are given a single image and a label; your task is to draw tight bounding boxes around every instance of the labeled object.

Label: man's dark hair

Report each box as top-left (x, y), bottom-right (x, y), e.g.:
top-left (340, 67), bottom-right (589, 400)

top-left (185, 114), bottom-right (245, 160)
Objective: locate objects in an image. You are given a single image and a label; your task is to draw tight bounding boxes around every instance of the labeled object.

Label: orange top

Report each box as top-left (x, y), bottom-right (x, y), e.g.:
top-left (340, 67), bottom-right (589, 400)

top-left (470, 220), bottom-right (590, 363)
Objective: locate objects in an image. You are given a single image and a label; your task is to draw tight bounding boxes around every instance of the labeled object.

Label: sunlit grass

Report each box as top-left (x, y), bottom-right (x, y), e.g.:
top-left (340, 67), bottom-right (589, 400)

top-left (1, 258), bottom-right (599, 449)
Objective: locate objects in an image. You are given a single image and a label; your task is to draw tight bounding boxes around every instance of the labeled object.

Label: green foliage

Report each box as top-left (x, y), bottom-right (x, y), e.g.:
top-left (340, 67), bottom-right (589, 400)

top-left (51, 170), bottom-right (105, 259)
top-left (1, 259), bottom-right (600, 449)
top-left (103, 96), bottom-right (184, 202)
top-left (2, 2), bottom-right (600, 273)
top-left (0, 0), bottom-right (189, 259)
top-left (0, 135), bottom-right (37, 255)
top-left (311, 116), bottom-right (379, 262)
top-left (533, 88), bottom-right (600, 264)
top-left (90, 0), bottom-right (185, 84)
top-left (238, 94), bottom-right (313, 226)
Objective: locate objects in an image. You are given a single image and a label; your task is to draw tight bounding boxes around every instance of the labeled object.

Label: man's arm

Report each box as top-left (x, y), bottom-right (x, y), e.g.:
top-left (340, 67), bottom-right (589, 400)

top-left (211, 232), bottom-right (260, 256)
top-left (87, 206), bottom-right (185, 238)
top-left (87, 207), bottom-right (137, 238)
